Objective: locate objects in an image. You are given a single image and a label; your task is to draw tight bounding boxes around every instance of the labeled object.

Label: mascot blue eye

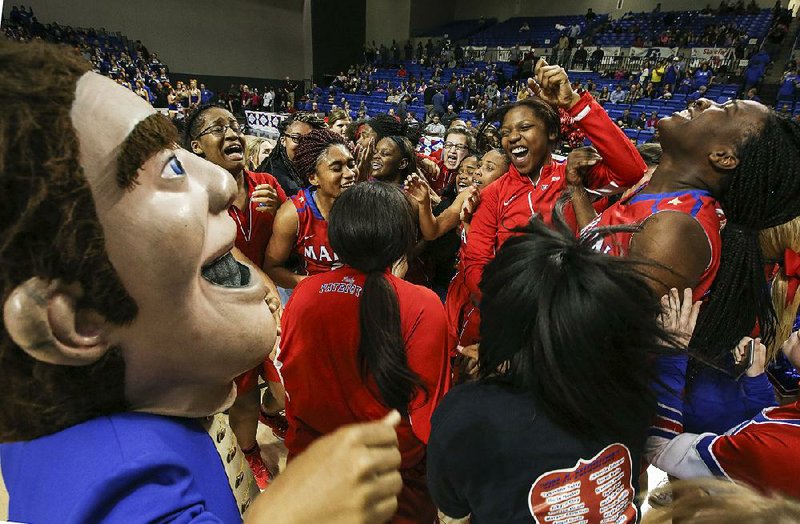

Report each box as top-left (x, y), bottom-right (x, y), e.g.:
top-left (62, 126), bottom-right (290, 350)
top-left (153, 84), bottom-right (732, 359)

top-left (169, 156), bottom-right (186, 175)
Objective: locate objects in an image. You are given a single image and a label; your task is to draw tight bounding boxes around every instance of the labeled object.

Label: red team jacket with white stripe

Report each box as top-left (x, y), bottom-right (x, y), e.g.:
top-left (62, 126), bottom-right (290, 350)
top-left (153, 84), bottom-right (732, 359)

top-left (585, 187), bottom-right (725, 302)
top-left (290, 188), bottom-right (341, 276)
top-left (462, 92), bottom-right (647, 298)
top-left (229, 170), bottom-right (287, 268)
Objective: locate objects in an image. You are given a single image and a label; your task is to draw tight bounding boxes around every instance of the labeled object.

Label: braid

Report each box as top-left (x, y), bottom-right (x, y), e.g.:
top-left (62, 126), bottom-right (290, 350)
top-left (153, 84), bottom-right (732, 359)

top-left (693, 115), bottom-right (800, 362)
top-left (293, 129), bottom-right (347, 183)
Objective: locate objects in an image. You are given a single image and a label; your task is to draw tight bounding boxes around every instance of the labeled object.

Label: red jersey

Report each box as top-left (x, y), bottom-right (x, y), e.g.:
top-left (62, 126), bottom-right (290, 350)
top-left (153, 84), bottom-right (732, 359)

top-left (462, 92), bottom-right (647, 298)
top-left (697, 402), bottom-right (800, 499)
top-left (586, 188), bottom-right (725, 301)
top-left (229, 170), bottom-right (287, 268)
top-left (417, 150), bottom-right (457, 196)
top-left (277, 266), bottom-right (450, 523)
top-left (290, 188), bottom-right (341, 276)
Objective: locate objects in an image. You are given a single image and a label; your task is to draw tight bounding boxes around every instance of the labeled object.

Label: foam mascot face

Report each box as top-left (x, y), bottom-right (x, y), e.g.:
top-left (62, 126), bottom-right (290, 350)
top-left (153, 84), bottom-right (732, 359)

top-left (68, 73), bottom-right (275, 415)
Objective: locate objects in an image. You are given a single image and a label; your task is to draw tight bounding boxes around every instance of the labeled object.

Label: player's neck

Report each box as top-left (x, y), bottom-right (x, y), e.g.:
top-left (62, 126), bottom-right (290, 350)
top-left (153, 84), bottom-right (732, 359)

top-left (313, 190), bottom-right (335, 220)
top-left (640, 156), bottom-right (720, 196)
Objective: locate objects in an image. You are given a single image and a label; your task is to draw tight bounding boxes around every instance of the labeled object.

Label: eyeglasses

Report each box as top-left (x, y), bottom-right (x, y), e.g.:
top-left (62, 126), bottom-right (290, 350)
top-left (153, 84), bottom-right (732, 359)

top-left (443, 142), bottom-right (469, 151)
top-left (195, 121), bottom-right (243, 139)
top-left (284, 133), bottom-right (303, 144)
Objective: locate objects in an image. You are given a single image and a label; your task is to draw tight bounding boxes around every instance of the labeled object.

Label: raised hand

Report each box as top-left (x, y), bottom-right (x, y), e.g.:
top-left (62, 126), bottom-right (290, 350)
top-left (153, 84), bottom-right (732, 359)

top-left (459, 189), bottom-right (480, 224)
top-left (566, 146), bottom-right (602, 187)
top-left (529, 58), bottom-right (581, 109)
top-left (417, 157), bottom-right (441, 186)
top-left (354, 137), bottom-right (375, 182)
top-left (403, 172), bottom-right (433, 209)
top-left (252, 184), bottom-right (279, 214)
top-left (658, 288), bottom-right (701, 349)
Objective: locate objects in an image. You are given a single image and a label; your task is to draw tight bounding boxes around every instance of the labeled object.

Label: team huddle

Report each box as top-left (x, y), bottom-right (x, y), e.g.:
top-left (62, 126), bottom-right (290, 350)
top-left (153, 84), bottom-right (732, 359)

top-left (3, 36), bottom-right (800, 524)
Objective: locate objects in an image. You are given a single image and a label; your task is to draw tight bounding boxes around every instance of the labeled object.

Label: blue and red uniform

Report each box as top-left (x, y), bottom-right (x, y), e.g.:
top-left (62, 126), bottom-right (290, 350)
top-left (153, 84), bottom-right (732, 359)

top-left (277, 266), bottom-right (451, 524)
top-left (585, 187), bottom-right (725, 301)
top-left (647, 354), bottom-right (795, 498)
top-left (291, 188), bottom-right (341, 276)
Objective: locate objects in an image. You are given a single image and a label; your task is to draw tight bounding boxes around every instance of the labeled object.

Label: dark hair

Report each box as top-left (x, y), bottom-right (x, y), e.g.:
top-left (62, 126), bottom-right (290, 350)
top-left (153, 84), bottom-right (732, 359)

top-left (692, 114), bottom-right (800, 362)
top-left (367, 113), bottom-right (421, 146)
top-left (379, 135), bottom-right (417, 183)
top-left (328, 182), bottom-right (423, 415)
top-left (293, 128), bottom-right (347, 181)
top-left (637, 143), bottom-right (662, 166)
top-left (257, 112), bottom-right (328, 187)
top-left (478, 211), bottom-right (672, 442)
top-left (182, 103), bottom-right (219, 148)
top-left (0, 40), bottom-right (133, 441)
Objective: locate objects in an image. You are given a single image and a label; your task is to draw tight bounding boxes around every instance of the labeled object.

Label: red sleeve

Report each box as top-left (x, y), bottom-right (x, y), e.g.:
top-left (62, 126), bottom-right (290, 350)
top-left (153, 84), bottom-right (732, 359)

top-left (568, 93), bottom-right (646, 188)
top-left (462, 183), bottom-right (500, 299)
top-left (402, 287), bottom-right (451, 444)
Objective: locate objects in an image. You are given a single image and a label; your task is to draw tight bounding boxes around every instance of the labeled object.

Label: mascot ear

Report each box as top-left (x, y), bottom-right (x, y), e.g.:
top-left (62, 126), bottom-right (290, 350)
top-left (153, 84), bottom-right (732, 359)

top-left (3, 278), bottom-right (111, 366)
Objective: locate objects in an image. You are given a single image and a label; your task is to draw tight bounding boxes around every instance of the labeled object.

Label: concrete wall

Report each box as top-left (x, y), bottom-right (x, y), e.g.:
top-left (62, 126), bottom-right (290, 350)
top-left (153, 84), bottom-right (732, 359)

top-left (449, 0), bottom-right (779, 20)
top-left (3, 0), bottom-right (309, 80)
top-left (365, 0), bottom-right (410, 45)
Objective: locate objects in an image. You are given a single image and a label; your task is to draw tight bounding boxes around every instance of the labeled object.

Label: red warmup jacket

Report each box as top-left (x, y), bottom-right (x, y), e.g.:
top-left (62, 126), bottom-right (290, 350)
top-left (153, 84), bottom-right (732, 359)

top-left (277, 266), bottom-right (451, 523)
top-left (462, 92), bottom-right (647, 298)
top-left (229, 170), bottom-right (287, 268)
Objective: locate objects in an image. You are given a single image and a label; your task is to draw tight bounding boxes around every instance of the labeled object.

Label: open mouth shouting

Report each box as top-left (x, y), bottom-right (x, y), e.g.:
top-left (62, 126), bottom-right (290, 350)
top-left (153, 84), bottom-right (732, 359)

top-left (444, 151), bottom-right (460, 169)
top-left (510, 145), bottom-right (529, 164)
top-left (201, 250), bottom-right (252, 288)
top-left (222, 142), bottom-right (244, 163)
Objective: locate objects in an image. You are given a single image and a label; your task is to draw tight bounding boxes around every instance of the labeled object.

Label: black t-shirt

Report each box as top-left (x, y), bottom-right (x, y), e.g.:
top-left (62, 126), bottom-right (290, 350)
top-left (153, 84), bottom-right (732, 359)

top-left (428, 381), bottom-right (642, 523)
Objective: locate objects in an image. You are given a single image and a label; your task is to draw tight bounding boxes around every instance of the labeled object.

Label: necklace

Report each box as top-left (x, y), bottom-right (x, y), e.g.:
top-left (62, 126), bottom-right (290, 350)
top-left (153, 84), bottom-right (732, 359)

top-left (230, 176), bottom-right (253, 242)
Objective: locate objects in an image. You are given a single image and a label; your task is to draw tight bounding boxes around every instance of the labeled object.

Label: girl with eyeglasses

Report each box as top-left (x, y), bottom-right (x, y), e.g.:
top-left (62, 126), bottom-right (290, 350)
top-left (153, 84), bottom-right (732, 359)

top-left (184, 104), bottom-right (287, 490)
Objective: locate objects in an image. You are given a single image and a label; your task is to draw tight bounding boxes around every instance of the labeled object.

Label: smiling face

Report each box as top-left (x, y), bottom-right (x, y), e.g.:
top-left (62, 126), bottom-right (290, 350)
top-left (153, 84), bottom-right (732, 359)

top-left (372, 138), bottom-right (407, 181)
top-left (658, 98), bottom-right (769, 162)
top-left (443, 132), bottom-right (469, 170)
top-left (190, 107), bottom-right (245, 176)
top-left (308, 144), bottom-right (356, 198)
top-left (456, 155), bottom-right (479, 192)
top-left (475, 149), bottom-right (509, 189)
top-left (71, 73), bottom-right (274, 415)
top-left (500, 105), bottom-right (556, 176)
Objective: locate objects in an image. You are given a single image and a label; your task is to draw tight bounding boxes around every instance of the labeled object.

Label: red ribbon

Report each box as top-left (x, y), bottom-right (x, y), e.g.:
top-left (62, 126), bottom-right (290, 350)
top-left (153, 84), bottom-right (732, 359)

top-left (784, 248), bottom-right (800, 306)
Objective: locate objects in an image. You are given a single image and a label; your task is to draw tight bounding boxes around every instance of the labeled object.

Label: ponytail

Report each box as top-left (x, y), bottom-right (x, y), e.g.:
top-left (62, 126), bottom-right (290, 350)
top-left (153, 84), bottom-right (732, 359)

top-left (329, 182), bottom-right (425, 414)
top-left (358, 270), bottom-right (423, 415)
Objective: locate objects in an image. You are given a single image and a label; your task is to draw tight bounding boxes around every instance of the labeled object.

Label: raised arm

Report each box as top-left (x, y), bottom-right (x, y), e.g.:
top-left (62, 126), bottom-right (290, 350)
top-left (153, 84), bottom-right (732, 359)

top-left (263, 200), bottom-right (304, 289)
top-left (405, 174), bottom-right (476, 241)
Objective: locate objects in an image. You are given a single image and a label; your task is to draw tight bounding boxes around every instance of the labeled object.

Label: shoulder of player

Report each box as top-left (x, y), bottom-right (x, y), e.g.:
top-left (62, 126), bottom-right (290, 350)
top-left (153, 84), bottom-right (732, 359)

top-left (246, 170), bottom-right (280, 187)
top-left (389, 274), bottom-right (443, 309)
top-left (638, 210), bottom-right (709, 244)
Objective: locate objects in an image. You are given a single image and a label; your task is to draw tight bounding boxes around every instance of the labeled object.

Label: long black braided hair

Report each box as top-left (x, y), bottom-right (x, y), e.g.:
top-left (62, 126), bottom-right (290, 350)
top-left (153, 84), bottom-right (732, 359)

top-left (258, 112), bottom-right (326, 188)
top-left (692, 114), bottom-right (800, 365)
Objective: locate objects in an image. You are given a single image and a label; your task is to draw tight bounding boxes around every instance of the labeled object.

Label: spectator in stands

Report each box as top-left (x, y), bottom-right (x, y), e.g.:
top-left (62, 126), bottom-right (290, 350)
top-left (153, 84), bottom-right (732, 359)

top-left (572, 45), bottom-right (588, 69)
top-left (778, 69), bottom-right (799, 100)
top-left (425, 115), bottom-right (446, 137)
top-left (262, 87), bottom-right (275, 111)
top-left (643, 82), bottom-right (657, 99)
top-left (693, 62), bottom-right (715, 88)
top-left (626, 83), bottom-right (643, 103)
top-left (585, 7), bottom-right (597, 21)
top-left (519, 21), bottom-right (530, 33)
top-left (610, 84), bottom-right (627, 104)
top-left (617, 108), bottom-right (635, 128)
top-left (441, 105), bottom-right (458, 128)
top-left (257, 113), bottom-right (326, 196)
top-left (688, 84), bottom-right (708, 102)
top-left (636, 111), bottom-right (648, 130)
top-left (744, 87), bottom-right (762, 102)
top-left (432, 87), bottom-right (446, 117)
top-left (646, 111), bottom-right (659, 130)
top-left (556, 33), bottom-right (571, 66)
top-left (597, 85), bottom-right (611, 104)
top-left (590, 47), bottom-right (604, 71)
top-left (199, 83), bottom-right (214, 104)
top-left (660, 84), bottom-right (674, 100)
